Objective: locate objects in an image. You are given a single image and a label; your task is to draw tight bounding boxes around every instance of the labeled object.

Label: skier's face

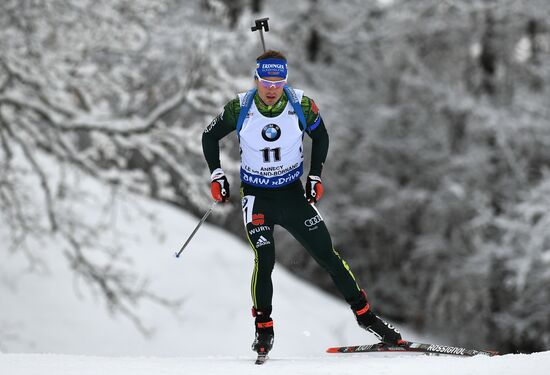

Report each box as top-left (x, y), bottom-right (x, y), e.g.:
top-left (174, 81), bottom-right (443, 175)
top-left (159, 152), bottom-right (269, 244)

top-left (256, 76), bottom-right (286, 106)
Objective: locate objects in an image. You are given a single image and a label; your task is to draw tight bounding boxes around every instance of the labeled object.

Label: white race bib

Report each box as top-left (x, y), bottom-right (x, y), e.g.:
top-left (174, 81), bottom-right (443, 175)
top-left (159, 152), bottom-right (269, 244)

top-left (238, 91), bottom-right (305, 188)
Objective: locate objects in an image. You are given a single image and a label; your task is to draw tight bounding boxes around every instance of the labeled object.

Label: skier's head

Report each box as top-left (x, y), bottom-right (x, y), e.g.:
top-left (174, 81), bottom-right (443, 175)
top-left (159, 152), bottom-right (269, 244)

top-left (255, 50), bottom-right (287, 106)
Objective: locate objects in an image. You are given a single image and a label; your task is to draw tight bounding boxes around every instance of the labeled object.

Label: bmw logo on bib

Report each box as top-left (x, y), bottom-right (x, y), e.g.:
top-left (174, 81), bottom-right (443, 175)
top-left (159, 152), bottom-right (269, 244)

top-left (262, 124), bottom-right (281, 142)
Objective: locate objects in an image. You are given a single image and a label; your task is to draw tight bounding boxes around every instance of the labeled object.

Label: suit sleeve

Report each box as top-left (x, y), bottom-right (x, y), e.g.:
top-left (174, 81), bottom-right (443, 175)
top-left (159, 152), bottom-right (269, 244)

top-left (201, 98), bottom-right (240, 173)
top-left (301, 96), bottom-right (329, 177)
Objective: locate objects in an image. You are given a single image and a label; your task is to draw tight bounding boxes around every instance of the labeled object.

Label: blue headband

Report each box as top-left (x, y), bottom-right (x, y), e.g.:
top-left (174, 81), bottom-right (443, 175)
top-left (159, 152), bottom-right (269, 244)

top-left (255, 58), bottom-right (288, 79)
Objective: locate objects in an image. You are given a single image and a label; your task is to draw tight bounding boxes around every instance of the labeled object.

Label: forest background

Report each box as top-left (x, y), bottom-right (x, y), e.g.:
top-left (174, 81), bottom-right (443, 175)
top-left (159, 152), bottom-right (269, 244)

top-left (1, 0), bottom-right (549, 353)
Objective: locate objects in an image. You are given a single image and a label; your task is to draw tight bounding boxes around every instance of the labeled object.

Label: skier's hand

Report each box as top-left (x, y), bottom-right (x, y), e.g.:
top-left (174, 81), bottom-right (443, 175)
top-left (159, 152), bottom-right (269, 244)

top-left (211, 168), bottom-right (230, 202)
top-left (306, 175), bottom-right (323, 203)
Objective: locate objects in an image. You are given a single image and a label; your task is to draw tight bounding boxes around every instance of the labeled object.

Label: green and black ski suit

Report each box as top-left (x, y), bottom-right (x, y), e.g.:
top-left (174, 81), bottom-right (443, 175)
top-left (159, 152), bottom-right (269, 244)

top-left (202, 90), bottom-right (364, 312)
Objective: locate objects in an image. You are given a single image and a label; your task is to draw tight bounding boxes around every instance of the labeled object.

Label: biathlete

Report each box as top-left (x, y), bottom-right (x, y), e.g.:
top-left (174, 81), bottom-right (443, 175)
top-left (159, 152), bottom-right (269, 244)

top-left (202, 50), bottom-right (404, 356)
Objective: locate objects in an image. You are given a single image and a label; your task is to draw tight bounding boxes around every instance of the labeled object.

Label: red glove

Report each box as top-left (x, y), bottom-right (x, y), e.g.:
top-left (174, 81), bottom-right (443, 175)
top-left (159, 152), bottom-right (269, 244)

top-left (306, 175), bottom-right (323, 203)
top-left (210, 168), bottom-right (230, 202)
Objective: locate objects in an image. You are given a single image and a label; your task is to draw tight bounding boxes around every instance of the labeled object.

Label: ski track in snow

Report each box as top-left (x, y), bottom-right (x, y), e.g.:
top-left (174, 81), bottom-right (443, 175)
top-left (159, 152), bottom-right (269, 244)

top-left (0, 352), bottom-right (549, 375)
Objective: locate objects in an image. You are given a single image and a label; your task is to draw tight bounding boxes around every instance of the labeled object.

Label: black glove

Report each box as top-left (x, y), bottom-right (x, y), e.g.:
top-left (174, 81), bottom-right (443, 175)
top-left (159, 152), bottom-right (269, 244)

top-left (305, 175), bottom-right (323, 203)
top-left (210, 168), bottom-right (230, 202)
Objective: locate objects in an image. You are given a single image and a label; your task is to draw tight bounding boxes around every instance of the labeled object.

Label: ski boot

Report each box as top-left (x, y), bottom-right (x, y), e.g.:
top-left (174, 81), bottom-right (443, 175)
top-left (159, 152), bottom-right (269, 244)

top-left (251, 307), bottom-right (274, 355)
top-left (351, 290), bottom-right (404, 345)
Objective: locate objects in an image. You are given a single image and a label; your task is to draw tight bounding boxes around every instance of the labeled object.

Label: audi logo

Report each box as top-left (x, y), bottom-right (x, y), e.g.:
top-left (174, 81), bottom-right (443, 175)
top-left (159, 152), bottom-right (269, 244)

top-left (304, 214), bottom-right (322, 227)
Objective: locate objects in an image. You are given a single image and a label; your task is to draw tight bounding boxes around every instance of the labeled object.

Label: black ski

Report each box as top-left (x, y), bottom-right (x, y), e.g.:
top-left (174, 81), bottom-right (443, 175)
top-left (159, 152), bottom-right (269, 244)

top-left (255, 352), bottom-right (268, 365)
top-left (326, 341), bottom-right (499, 357)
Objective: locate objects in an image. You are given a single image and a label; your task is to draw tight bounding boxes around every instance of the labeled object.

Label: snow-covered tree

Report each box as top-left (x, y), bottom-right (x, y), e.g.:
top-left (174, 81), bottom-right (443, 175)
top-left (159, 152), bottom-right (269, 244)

top-left (258, 0), bottom-right (550, 351)
top-left (0, 0), bottom-right (244, 332)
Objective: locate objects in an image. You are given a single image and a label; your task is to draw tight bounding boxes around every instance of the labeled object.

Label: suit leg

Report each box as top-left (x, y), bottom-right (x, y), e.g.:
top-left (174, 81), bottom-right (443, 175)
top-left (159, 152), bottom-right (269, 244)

top-left (241, 194), bottom-right (276, 310)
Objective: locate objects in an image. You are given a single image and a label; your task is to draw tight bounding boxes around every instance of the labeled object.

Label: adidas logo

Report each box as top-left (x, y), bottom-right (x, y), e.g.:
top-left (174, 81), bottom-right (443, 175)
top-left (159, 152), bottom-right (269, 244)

top-left (255, 235), bottom-right (271, 248)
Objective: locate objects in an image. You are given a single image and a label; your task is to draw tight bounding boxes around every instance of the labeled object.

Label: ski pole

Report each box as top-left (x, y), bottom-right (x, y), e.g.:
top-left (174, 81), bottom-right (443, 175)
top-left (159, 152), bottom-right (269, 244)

top-left (174, 201), bottom-right (217, 258)
top-left (251, 17), bottom-right (270, 52)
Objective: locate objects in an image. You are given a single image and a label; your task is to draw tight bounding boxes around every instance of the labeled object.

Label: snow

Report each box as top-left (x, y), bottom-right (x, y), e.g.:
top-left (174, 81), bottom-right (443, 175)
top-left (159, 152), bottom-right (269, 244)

top-left (0, 351), bottom-right (549, 375)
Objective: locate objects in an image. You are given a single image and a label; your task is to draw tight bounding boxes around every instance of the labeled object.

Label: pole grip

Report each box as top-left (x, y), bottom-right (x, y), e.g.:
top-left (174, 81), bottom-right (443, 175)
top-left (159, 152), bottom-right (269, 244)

top-left (251, 18), bottom-right (269, 53)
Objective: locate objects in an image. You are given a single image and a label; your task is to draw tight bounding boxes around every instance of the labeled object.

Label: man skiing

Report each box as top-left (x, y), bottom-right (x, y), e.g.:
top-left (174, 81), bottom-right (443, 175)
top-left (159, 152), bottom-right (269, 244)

top-left (202, 50), bottom-right (404, 357)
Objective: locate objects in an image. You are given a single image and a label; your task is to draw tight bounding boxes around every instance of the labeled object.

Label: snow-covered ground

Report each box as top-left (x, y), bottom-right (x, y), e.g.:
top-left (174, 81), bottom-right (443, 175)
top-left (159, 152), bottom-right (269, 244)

top-left (0, 351), bottom-right (549, 375)
top-left (1, 179), bottom-right (549, 374)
